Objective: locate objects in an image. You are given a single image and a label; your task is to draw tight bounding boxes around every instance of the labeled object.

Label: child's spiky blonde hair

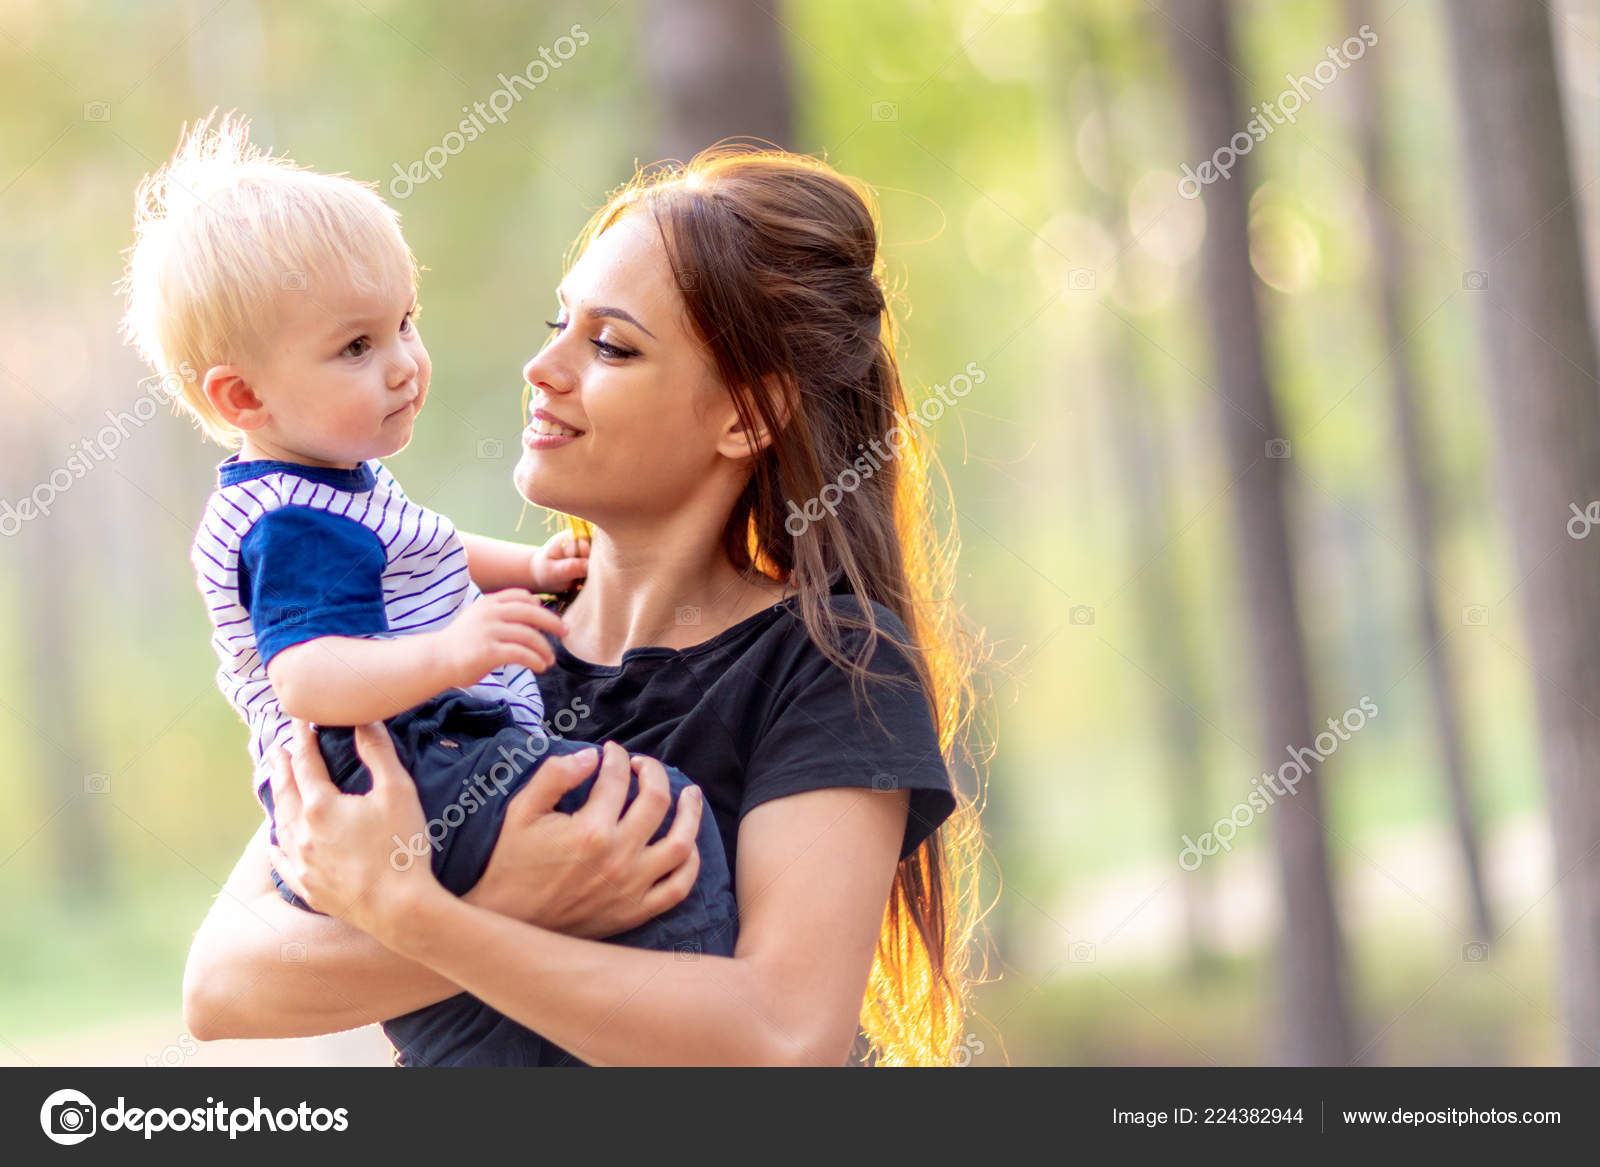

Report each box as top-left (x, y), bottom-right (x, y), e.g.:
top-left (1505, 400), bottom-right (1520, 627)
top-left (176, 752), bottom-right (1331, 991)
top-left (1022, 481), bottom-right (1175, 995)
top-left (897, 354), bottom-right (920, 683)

top-left (118, 111), bottom-right (419, 447)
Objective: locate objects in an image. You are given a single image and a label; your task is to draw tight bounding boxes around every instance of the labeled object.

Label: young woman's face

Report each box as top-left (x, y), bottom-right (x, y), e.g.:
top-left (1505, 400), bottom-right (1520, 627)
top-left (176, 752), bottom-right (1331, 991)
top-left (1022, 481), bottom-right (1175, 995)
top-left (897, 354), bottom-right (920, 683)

top-left (515, 213), bottom-right (735, 527)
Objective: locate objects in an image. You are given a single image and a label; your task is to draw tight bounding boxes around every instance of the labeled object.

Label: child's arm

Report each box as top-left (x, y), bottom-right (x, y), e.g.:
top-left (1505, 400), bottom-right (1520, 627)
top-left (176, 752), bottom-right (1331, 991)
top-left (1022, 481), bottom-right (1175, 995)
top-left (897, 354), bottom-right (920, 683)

top-left (268, 589), bottom-right (565, 725)
top-left (460, 529), bottom-right (589, 595)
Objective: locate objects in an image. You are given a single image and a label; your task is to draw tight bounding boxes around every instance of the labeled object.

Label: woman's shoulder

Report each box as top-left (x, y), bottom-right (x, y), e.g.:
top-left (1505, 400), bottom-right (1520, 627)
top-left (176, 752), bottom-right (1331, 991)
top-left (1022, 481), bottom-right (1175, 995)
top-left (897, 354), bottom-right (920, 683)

top-left (753, 592), bottom-right (919, 672)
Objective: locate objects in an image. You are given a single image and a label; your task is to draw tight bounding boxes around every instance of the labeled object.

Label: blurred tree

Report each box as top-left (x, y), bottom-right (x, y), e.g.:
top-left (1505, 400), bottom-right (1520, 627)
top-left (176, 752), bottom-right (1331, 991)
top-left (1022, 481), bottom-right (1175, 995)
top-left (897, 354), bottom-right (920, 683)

top-left (1067, 17), bottom-right (1217, 973)
top-left (1161, 0), bottom-right (1354, 1063)
top-left (643, 0), bottom-right (795, 160)
top-left (21, 440), bottom-right (108, 904)
top-left (1347, 0), bottom-right (1493, 945)
top-left (1446, 0), bottom-right (1600, 1064)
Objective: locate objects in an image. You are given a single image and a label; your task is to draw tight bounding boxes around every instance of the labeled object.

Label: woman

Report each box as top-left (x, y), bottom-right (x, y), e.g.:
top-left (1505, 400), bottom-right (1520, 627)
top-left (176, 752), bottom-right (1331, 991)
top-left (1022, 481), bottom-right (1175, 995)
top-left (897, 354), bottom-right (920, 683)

top-left (183, 147), bottom-right (985, 1066)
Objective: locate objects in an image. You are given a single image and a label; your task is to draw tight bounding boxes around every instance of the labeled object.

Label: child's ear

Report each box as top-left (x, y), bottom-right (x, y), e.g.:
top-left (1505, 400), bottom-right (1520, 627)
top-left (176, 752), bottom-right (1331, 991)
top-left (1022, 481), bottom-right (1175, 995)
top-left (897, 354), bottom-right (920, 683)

top-left (715, 374), bottom-right (794, 461)
top-left (202, 365), bottom-right (270, 432)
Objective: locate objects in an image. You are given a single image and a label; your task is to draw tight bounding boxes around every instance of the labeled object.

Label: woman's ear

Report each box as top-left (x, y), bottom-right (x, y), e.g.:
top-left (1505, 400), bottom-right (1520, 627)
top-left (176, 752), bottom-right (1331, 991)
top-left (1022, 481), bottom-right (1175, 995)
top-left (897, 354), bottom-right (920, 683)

top-left (202, 364), bottom-right (270, 432)
top-left (715, 374), bottom-right (794, 460)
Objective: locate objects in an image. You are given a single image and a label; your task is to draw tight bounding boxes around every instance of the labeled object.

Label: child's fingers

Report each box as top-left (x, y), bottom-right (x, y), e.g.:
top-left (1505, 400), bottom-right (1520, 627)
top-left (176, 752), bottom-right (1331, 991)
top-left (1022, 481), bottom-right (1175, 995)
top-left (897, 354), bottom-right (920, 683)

top-left (486, 590), bottom-right (567, 636)
top-left (488, 618), bottom-right (556, 665)
top-left (549, 556), bottom-right (588, 583)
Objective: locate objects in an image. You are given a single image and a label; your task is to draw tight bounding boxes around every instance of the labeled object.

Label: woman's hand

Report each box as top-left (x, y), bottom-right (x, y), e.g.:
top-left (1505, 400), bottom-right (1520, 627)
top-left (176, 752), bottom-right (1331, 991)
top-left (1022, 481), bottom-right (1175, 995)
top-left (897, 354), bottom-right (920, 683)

top-left (267, 719), bottom-right (445, 942)
top-left (464, 740), bottom-right (705, 939)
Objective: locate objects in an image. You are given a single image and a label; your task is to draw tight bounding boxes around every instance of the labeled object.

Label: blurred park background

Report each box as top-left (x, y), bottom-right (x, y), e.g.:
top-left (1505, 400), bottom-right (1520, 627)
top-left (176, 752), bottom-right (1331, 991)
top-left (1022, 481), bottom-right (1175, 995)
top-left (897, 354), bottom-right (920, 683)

top-left (2, 0), bottom-right (1599, 1066)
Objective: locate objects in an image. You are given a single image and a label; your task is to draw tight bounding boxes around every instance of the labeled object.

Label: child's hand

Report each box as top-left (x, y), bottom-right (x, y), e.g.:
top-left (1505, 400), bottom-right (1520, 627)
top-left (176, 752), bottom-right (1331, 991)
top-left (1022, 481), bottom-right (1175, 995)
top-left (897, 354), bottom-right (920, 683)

top-left (439, 588), bottom-right (565, 685)
top-left (529, 529), bottom-right (590, 595)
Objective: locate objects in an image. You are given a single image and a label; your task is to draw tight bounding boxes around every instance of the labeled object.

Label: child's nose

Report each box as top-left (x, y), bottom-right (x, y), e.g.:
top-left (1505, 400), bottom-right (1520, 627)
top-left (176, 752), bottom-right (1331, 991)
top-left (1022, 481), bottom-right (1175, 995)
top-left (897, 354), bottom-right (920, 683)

top-left (389, 350), bottom-right (419, 387)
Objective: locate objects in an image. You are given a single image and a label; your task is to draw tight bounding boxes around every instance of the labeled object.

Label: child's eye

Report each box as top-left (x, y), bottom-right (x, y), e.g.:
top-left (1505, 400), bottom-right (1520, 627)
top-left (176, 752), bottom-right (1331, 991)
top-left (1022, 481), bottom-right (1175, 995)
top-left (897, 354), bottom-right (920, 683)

top-left (399, 312), bottom-right (414, 335)
top-left (341, 336), bottom-right (371, 358)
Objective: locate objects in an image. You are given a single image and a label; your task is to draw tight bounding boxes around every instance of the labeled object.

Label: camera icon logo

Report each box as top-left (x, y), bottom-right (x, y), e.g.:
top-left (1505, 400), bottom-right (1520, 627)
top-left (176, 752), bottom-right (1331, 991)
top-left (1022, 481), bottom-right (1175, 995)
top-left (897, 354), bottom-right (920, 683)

top-left (83, 773), bottom-right (110, 794)
top-left (676, 269), bottom-right (700, 290)
top-left (675, 939), bottom-right (701, 962)
top-left (1265, 438), bottom-right (1292, 459)
top-left (675, 605), bottom-right (701, 626)
top-left (1068, 268), bottom-right (1096, 291)
top-left (40, 1088), bottom-right (97, 1145)
top-left (1462, 270), bottom-right (1488, 291)
top-left (871, 772), bottom-right (898, 792)
top-left (280, 941), bottom-right (308, 963)
top-left (83, 101), bottom-right (111, 122)
top-left (281, 270), bottom-right (308, 292)
top-left (1069, 941), bottom-right (1097, 963)
top-left (1069, 604), bottom-right (1095, 626)
top-left (871, 100), bottom-right (899, 122)
top-left (1461, 605), bottom-right (1488, 627)
top-left (1462, 941), bottom-right (1490, 962)
top-left (282, 606), bottom-right (307, 628)
top-left (477, 438), bottom-right (504, 460)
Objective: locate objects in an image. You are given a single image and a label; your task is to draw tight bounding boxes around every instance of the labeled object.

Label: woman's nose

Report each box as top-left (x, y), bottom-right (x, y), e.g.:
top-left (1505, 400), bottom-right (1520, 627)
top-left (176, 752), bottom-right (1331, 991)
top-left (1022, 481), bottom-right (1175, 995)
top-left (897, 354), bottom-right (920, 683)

top-left (523, 350), bottom-right (568, 394)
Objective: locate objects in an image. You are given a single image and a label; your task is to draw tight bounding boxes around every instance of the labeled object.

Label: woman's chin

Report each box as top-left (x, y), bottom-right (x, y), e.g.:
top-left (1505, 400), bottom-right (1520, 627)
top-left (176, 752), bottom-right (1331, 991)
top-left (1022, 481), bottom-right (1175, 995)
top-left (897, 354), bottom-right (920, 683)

top-left (512, 456), bottom-right (565, 512)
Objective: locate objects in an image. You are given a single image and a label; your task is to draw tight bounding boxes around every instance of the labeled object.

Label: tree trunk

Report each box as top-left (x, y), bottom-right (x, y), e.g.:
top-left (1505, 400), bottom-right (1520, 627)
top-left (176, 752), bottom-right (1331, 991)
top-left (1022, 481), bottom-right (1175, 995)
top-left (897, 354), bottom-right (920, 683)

top-left (19, 443), bottom-right (108, 903)
top-left (1066, 22), bottom-right (1217, 971)
top-left (1445, 0), bottom-right (1600, 1064)
top-left (1161, 0), bottom-right (1355, 1064)
top-left (1347, 0), bottom-right (1494, 944)
top-left (1102, 376), bottom-right (1219, 971)
top-left (643, 0), bottom-right (795, 161)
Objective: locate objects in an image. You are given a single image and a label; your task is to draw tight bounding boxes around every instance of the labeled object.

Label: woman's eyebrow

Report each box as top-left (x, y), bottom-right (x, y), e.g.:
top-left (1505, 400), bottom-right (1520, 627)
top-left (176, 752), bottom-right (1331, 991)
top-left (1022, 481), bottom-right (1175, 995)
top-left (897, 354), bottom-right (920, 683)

top-left (556, 285), bottom-right (656, 339)
top-left (587, 306), bottom-right (655, 339)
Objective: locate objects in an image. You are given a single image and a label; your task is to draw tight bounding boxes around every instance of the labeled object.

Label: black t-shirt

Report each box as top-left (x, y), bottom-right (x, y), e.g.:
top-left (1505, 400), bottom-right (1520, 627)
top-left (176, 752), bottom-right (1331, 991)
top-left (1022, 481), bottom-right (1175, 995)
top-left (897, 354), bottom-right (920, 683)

top-left (538, 593), bottom-right (957, 881)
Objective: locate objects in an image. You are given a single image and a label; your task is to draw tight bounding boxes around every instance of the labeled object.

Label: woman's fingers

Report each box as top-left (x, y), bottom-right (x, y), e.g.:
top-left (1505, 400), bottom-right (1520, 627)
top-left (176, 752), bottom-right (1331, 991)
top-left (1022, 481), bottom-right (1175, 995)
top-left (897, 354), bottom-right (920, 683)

top-left (575, 740), bottom-right (632, 828)
top-left (267, 842), bottom-right (308, 902)
top-left (508, 746), bottom-right (599, 823)
top-left (617, 754), bottom-right (674, 852)
top-left (269, 742), bottom-right (304, 826)
top-left (640, 777), bottom-right (702, 884)
top-left (639, 830), bottom-right (702, 919)
top-left (351, 723), bottom-right (405, 798)
top-left (287, 719), bottom-right (340, 818)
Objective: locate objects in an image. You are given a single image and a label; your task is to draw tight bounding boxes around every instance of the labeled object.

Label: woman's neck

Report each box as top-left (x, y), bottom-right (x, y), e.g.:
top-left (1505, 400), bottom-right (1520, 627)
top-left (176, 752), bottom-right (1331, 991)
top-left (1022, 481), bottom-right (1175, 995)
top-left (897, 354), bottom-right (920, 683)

top-left (560, 518), bottom-right (791, 666)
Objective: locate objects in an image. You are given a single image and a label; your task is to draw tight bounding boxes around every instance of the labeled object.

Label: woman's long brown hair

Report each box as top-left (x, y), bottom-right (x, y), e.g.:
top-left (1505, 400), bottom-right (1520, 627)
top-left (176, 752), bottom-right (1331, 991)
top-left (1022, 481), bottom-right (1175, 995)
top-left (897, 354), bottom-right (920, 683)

top-left (561, 146), bottom-right (988, 1066)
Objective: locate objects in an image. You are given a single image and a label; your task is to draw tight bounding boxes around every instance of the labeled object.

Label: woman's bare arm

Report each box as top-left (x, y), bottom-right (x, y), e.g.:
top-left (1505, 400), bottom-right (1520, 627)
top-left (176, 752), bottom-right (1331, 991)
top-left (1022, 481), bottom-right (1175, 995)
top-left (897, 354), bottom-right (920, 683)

top-left (353, 784), bottom-right (910, 1066)
top-left (182, 822), bottom-right (466, 1040)
top-left (185, 742), bottom-right (704, 1041)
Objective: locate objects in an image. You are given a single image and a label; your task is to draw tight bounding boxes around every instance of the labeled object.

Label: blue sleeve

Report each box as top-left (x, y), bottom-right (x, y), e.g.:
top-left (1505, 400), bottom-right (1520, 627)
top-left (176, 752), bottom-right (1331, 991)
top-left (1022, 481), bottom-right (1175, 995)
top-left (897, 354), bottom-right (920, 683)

top-left (238, 506), bottom-right (389, 665)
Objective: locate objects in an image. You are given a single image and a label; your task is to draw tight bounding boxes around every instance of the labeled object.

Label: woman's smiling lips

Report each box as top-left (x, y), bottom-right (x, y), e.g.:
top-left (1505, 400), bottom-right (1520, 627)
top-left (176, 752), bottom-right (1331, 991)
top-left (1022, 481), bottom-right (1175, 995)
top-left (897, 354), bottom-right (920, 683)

top-left (524, 407), bottom-right (584, 450)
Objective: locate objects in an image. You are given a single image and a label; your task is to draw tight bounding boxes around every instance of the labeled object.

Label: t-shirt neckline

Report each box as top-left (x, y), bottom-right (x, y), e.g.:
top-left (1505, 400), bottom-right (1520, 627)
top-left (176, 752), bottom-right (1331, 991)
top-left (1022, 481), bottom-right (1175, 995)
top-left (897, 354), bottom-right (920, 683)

top-left (217, 454), bottom-right (378, 492)
top-left (552, 596), bottom-right (800, 675)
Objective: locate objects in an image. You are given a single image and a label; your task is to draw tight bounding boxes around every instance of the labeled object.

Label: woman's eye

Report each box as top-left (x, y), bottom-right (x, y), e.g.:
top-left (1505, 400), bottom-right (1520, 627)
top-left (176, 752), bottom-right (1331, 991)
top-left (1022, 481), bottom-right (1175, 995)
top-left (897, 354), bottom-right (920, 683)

top-left (341, 337), bottom-right (371, 358)
top-left (544, 318), bottom-right (567, 333)
top-left (592, 338), bottom-right (635, 360)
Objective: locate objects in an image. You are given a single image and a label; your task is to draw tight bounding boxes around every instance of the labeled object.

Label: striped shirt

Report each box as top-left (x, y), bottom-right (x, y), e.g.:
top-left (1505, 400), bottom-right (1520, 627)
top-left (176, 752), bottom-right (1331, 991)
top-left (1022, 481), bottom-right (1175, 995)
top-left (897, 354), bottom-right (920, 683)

top-left (190, 455), bottom-right (546, 796)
